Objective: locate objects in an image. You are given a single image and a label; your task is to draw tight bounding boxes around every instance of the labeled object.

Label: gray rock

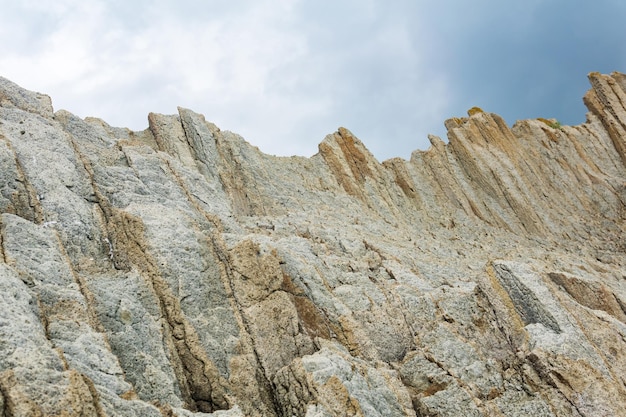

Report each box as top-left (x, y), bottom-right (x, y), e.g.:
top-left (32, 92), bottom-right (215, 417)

top-left (0, 76), bottom-right (53, 118)
top-left (1, 72), bottom-right (625, 415)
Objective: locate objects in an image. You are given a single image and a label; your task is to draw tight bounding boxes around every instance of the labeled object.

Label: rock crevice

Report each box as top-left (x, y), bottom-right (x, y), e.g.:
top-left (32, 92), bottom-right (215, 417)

top-left (0, 72), bottom-right (625, 416)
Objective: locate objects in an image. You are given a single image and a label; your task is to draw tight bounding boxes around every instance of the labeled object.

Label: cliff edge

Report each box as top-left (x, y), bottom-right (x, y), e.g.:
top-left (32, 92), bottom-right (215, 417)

top-left (0, 72), bottom-right (624, 416)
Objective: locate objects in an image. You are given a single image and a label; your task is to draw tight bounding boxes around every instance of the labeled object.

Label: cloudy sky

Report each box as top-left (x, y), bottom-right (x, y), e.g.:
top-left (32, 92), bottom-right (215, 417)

top-left (1, 0), bottom-right (624, 160)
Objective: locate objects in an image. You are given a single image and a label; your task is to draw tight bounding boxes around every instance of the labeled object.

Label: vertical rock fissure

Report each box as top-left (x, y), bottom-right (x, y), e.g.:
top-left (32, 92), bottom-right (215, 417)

top-left (1, 135), bottom-right (43, 224)
top-left (211, 130), bottom-right (274, 217)
top-left (80, 374), bottom-right (108, 417)
top-left (160, 157), bottom-right (223, 231)
top-left (599, 78), bottom-right (626, 131)
top-left (161, 155), bottom-right (282, 414)
top-left (51, 228), bottom-right (108, 337)
top-left (335, 128), bottom-right (373, 185)
top-left (0, 380), bottom-right (14, 417)
top-left (108, 211), bottom-right (230, 413)
top-left (207, 237), bottom-right (283, 416)
top-left (63, 133), bottom-right (118, 268)
top-left (319, 142), bottom-right (365, 200)
top-left (384, 159), bottom-right (423, 210)
top-left (585, 74), bottom-right (626, 166)
top-left (63, 135), bottom-right (229, 413)
top-left (0, 216), bottom-right (6, 264)
top-left (0, 380), bottom-right (6, 417)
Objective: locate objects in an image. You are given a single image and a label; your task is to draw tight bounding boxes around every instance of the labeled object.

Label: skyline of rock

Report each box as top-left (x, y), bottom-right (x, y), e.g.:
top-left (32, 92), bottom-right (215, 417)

top-left (0, 72), bottom-right (624, 416)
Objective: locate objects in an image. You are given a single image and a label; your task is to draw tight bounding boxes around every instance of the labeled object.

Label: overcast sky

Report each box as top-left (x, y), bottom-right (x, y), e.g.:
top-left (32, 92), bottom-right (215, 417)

top-left (1, 0), bottom-right (625, 160)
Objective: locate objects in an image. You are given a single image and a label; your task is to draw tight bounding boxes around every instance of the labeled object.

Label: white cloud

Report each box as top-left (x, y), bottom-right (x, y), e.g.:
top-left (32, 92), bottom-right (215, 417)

top-left (0, 0), bottom-right (452, 158)
top-left (3, 1), bottom-right (619, 160)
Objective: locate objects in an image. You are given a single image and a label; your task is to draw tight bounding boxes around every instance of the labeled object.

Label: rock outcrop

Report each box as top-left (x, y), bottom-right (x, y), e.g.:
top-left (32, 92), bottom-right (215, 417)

top-left (0, 72), bottom-right (624, 417)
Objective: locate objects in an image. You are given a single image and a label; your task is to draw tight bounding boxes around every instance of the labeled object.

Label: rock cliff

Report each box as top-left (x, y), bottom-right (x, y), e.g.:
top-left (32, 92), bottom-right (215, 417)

top-left (0, 72), bottom-right (624, 417)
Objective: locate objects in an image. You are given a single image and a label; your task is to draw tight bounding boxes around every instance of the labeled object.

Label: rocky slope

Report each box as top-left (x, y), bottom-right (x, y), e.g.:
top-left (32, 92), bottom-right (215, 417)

top-left (0, 72), bottom-right (624, 417)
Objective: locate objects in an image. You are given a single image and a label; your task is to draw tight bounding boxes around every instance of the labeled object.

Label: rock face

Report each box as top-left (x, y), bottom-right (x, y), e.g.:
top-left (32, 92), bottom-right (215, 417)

top-left (0, 72), bottom-right (625, 417)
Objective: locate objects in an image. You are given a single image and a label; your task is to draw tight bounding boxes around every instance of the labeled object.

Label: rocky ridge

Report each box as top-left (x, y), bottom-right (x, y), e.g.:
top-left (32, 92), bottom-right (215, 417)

top-left (0, 72), bottom-right (625, 416)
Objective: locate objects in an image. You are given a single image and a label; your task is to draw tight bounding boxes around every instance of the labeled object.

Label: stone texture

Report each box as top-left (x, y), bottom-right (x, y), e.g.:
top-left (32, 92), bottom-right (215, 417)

top-left (0, 72), bottom-right (625, 416)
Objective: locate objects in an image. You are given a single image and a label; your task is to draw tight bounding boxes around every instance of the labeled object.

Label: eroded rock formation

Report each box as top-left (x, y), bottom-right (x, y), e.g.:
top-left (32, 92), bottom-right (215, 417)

top-left (0, 72), bottom-right (624, 416)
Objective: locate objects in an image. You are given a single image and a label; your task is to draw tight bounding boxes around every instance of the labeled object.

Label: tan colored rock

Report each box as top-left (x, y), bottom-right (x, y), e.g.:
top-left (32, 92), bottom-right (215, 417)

top-left (0, 72), bottom-right (625, 416)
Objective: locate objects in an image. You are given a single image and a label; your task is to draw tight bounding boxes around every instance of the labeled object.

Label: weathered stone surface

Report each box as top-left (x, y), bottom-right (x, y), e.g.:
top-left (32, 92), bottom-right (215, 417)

top-left (0, 72), bottom-right (625, 416)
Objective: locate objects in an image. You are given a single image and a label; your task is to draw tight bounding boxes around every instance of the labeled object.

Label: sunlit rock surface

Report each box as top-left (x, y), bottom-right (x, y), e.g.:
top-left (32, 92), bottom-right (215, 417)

top-left (0, 72), bottom-right (624, 416)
